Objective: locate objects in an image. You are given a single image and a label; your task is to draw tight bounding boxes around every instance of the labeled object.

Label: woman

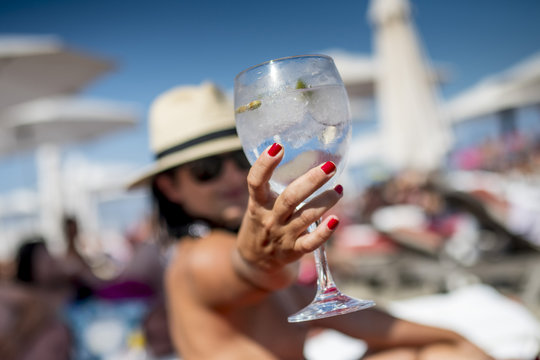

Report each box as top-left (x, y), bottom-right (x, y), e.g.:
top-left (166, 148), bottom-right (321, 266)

top-left (128, 82), bottom-right (492, 360)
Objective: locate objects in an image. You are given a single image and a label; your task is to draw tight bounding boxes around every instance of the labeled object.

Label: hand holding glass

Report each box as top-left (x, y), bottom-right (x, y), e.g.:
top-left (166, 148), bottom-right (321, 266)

top-left (234, 55), bottom-right (375, 322)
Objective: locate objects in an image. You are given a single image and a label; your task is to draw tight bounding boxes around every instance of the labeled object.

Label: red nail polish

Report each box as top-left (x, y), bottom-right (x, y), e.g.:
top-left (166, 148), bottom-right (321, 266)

top-left (321, 161), bottom-right (336, 174)
top-left (327, 218), bottom-right (339, 230)
top-left (268, 143), bottom-right (282, 157)
top-left (334, 184), bottom-right (343, 195)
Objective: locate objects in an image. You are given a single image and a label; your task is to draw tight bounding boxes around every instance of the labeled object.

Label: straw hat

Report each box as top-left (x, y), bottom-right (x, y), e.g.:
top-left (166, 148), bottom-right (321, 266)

top-left (127, 82), bottom-right (241, 189)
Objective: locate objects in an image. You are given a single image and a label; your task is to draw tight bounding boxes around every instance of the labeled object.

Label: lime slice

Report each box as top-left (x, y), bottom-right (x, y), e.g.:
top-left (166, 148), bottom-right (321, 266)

top-left (236, 100), bottom-right (262, 114)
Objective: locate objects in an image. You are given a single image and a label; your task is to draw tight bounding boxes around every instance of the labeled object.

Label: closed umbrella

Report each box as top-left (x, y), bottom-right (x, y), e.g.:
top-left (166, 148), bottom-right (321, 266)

top-left (369, 0), bottom-right (452, 171)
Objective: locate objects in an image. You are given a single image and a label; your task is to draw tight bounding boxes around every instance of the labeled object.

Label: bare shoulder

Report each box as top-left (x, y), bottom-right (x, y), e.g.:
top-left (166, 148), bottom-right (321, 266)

top-left (168, 229), bottom-right (230, 264)
top-left (167, 230), bottom-right (235, 274)
top-left (166, 230), bottom-right (264, 308)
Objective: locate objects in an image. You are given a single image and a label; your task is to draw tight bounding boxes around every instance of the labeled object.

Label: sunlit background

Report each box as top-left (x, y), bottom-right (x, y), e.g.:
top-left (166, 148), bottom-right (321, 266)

top-left (1, 0), bottom-right (540, 359)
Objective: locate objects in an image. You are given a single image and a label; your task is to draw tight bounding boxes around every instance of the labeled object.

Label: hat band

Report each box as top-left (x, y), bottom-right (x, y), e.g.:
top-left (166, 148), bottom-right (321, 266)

top-left (155, 127), bottom-right (238, 159)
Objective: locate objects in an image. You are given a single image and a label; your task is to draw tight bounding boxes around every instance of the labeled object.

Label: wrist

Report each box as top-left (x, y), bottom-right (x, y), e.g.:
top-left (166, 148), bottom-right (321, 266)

top-left (231, 248), bottom-right (298, 291)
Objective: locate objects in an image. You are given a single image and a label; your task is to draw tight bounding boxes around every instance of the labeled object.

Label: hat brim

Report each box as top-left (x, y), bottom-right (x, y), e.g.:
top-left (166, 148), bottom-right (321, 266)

top-left (126, 135), bottom-right (243, 190)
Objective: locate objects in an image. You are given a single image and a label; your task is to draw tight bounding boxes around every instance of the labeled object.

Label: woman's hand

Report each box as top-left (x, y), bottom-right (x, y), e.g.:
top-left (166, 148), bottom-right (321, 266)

top-left (233, 143), bottom-right (343, 291)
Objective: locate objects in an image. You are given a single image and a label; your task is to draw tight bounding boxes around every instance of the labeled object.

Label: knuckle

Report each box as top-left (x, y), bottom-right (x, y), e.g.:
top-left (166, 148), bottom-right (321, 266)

top-left (298, 209), bottom-right (315, 227)
top-left (306, 168), bottom-right (323, 186)
top-left (279, 191), bottom-right (297, 210)
top-left (246, 200), bottom-right (259, 216)
top-left (311, 231), bottom-right (327, 250)
top-left (246, 171), bottom-right (260, 188)
top-left (300, 235), bottom-right (321, 253)
top-left (280, 236), bottom-right (296, 252)
top-left (261, 216), bottom-right (277, 235)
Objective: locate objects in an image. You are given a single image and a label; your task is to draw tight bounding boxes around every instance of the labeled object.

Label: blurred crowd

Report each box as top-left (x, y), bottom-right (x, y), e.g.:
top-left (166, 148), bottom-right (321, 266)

top-left (0, 215), bottom-right (174, 360)
top-left (452, 132), bottom-right (540, 177)
top-left (340, 132), bottom-right (540, 261)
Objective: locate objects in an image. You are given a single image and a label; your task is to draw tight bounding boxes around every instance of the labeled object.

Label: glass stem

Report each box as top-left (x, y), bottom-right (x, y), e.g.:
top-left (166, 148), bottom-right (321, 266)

top-left (309, 218), bottom-right (337, 295)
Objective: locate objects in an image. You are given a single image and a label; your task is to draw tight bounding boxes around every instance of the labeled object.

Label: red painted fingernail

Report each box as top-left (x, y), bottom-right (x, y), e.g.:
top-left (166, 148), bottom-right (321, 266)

top-left (268, 143), bottom-right (282, 157)
top-left (321, 161), bottom-right (336, 174)
top-left (327, 218), bottom-right (339, 230)
top-left (334, 184), bottom-right (343, 195)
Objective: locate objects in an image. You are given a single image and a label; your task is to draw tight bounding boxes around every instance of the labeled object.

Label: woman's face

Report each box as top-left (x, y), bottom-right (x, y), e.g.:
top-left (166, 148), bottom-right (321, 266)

top-left (160, 153), bottom-right (250, 229)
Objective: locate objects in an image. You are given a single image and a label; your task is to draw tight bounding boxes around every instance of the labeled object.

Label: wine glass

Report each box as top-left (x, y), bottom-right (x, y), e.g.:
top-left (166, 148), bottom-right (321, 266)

top-left (234, 54), bottom-right (375, 322)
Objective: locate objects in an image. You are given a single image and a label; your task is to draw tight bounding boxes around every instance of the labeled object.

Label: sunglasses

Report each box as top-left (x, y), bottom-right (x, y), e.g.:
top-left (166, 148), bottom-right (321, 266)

top-left (185, 150), bottom-right (251, 183)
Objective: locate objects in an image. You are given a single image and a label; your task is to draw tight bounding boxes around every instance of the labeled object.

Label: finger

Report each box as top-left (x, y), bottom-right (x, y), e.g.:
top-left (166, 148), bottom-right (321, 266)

top-left (273, 161), bottom-right (337, 222)
top-left (287, 185), bottom-right (343, 234)
top-left (293, 216), bottom-right (340, 254)
top-left (246, 143), bottom-right (283, 204)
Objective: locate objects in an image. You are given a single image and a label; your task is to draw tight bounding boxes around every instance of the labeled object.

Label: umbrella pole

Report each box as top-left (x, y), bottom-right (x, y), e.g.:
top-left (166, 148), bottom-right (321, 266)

top-left (37, 144), bottom-right (64, 254)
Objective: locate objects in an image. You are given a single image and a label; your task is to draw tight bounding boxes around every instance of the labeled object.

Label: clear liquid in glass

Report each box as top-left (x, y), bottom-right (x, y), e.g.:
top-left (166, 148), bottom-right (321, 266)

top-left (236, 84), bottom-right (351, 200)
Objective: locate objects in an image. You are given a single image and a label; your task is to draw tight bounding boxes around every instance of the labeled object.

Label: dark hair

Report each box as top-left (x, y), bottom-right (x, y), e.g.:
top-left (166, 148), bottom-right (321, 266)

top-left (151, 170), bottom-right (196, 240)
top-left (15, 237), bottom-right (46, 283)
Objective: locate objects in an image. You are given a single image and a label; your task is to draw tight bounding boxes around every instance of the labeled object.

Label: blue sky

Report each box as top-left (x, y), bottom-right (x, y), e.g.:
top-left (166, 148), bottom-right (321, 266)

top-left (1, 0), bottom-right (540, 191)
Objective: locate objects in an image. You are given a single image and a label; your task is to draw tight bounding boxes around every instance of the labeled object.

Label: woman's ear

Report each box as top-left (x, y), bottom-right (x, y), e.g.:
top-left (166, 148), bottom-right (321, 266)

top-left (155, 172), bottom-right (183, 204)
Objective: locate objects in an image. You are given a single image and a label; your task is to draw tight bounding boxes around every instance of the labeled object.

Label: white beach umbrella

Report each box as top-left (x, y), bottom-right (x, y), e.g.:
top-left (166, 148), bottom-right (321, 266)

top-left (446, 52), bottom-right (540, 122)
top-left (0, 35), bottom-right (131, 254)
top-left (0, 35), bottom-right (113, 111)
top-left (0, 96), bottom-right (138, 252)
top-left (0, 96), bottom-right (137, 156)
top-left (369, 0), bottom-right (452, 171)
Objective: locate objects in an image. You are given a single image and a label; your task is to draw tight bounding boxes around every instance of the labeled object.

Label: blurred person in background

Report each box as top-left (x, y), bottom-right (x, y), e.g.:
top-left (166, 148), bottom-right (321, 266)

top-left (16, 236), bottom-right (93, 306)
top-left (62, 214), bottom-right (165, 301)
top-left (0, 237), bottom-right (75, 359)
top-left (0, 282), bottom-right (72, 360)
top-left (363, 169), bottom-right (533, 264)
top-left (59, 216), bottom-right (167, 359)
top-left (115, 216), bottom-right (166, 297)
top-left (62, 215), bottom-right (107, 293)
top-left (128, 82), bottom-right (492, 360)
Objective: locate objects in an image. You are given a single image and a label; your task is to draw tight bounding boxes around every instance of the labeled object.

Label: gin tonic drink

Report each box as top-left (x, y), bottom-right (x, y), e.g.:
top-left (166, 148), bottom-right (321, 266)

top-left (234, 55), bottom-right (375, 322)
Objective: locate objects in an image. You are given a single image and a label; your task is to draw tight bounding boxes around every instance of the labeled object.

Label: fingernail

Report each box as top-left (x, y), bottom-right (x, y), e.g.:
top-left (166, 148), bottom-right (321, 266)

top-left (334, 184), bottom-right (343, 195)
top-left (268, 143), bottom-right (282, 157)
top-left (321, 161), bottom-right (336, 174)
top-left (327, 218), bottom-right (339, 230)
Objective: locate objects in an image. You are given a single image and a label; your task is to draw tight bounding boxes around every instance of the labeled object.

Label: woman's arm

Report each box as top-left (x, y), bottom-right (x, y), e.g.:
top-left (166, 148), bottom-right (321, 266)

top-left (315, 307), bottom-right (492, 359)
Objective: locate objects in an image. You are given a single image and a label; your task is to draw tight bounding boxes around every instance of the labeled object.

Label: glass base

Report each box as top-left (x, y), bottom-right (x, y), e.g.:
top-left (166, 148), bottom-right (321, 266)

top-left (287, 288), bottom-right (375, 323)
